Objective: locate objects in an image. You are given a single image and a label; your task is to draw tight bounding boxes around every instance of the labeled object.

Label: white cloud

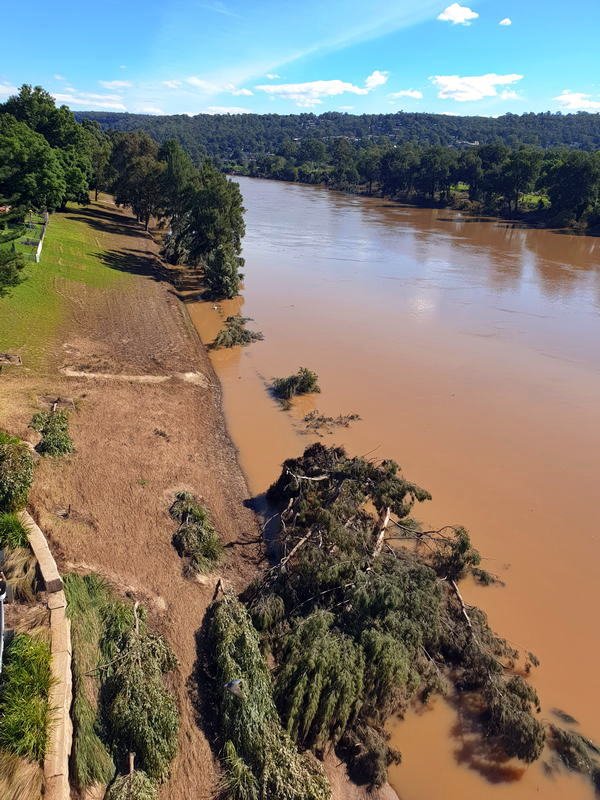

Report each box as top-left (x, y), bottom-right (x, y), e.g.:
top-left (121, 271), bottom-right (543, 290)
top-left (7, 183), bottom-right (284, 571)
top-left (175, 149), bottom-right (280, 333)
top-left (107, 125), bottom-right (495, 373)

top-left (52, 90), bottom-right (127, 111)
top-left (162, 79), bottom-right (182, 89)
top-left (0, 82), bottom-right (18, 98)
top-left (499, 17), bottom-right (512, 26)
top-left (186, 76), bottom-right (217, 92)
top-left (338, 105), bottom-right (354, 111)
top-left (389, 88), bottom-right (423, 100)
top-left (265, 73), bottom-right (280, 80)
top-left (206, 105), bottom-right (252, 114)
top-left (53, 74), bottom-right (65, 81)
top-left (364, 70), bottom-right (389, 90)
top-left (431, 73), bottom-right (523, 102)
top-left (437, 3), bottom-right (479, 25)
top-left (255, 70), bottom-right (388, 108)
top-left (227, 85), bottom-right (253, 96)
top-left (499, 89), bottom-right (520, 100)
top-left (555, 90), bottom-right (600, 111)
top-left (136, 105), bottom-right (164, 115)
top-left (99, 80), bottom-right (132, 89)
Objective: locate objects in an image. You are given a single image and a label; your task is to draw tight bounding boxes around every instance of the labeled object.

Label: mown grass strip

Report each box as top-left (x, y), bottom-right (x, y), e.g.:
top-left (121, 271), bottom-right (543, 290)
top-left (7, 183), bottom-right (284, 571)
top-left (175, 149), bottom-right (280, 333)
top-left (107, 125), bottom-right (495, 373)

top-left (0, 203), bottom-right (129, 364)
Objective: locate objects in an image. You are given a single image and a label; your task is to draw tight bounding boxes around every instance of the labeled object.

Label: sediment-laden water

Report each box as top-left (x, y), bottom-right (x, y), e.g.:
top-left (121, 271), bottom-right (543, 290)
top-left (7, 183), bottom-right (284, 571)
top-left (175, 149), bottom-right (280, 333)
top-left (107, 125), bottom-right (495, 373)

top-left (188, 176), bottom-right (600, 800)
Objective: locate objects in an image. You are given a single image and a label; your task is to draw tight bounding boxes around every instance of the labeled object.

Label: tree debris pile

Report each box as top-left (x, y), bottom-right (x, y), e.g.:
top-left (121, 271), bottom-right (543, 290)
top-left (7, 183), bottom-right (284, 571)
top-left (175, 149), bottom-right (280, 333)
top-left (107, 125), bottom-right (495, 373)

top-left (272, 368), bottom-right (320, 406)
top-left (210, 316), bottom-right (264, 350)
top-left (169, 491), bottom-right (223, 575)
top-left (303, 411), bottom-right (361, 435)
top-left (241, 443), bottom-right (548, 787)
top-left (205, 593), bottom-right (331, 800)
top-left (65, 574), bottom-right (180, 798)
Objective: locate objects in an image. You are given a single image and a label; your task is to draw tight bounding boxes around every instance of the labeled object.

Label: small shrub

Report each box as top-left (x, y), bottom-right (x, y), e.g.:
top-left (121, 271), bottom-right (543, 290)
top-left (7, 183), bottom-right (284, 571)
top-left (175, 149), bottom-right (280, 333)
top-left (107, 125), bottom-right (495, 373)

top-left (211, 316), bottom-right (264, 350)
top-left (30, 410), bottom-right (73, 456)
top-left (0, 633), bottom-right (53, 762)
top-left (170, 492), bottom-right (222, 575)
top-left (105, 770), bottom-right (158, 800)
top-left (0, 432), bottom-right (34, 512)
top-left (272, 368), bottom-right (320, 404)
top-left (0, 513), bottom-right (29, 549)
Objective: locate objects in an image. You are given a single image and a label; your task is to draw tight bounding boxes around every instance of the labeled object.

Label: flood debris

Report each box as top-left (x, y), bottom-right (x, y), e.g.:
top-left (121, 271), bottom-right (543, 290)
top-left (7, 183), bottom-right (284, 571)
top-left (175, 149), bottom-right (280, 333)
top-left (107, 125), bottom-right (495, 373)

top-left (303, 410), bottom-right (361, 435)
top-left (210, 315), bottom-right (264, 350)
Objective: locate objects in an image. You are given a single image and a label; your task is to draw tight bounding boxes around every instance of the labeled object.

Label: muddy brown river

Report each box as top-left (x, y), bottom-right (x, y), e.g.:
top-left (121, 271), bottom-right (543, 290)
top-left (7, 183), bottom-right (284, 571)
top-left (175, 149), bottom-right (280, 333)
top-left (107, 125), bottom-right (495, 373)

top-left (188, 176), bottom-right (600, 800)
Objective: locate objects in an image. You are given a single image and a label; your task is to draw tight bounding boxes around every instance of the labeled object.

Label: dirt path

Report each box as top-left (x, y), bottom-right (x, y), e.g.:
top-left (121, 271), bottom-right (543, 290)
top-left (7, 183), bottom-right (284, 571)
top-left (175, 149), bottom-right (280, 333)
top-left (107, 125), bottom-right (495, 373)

top-left (1, 199), bottom-right (260, 799)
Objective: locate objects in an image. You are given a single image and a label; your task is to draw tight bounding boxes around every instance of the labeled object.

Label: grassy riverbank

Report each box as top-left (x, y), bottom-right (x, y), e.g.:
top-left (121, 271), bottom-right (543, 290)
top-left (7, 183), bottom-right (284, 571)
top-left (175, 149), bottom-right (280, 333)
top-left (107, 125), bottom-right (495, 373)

top-left (0, 204), bottom-right (128, 364)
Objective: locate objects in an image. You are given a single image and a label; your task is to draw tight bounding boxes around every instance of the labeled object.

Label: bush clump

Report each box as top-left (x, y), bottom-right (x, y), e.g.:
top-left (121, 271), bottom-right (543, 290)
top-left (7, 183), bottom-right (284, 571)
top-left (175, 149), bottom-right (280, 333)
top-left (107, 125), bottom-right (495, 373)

top-left (105, 770), bottom-right (158, 800)
top-left (30, 410), bottom-right (74, 456)
top-left (64, 574), bottom-right (116, 790)
top-left (0, 432), bottom-right (34, 512)
top-left (210, 316), bottom-right (264, 350)
top-left (206, 594), bottom-right (331, 800)
top-left (0, 633), bottom-right (53, 762)
top-left (102, 607), bottom-right (179, 782)
top-left (65, 574), bottom-right (179, 789)
top-left (272, 368), bottom-right (320, 404)
top-left (0, 512), bottom-right (29, 549)
top-left (169, 492), bottom-right (223, 575)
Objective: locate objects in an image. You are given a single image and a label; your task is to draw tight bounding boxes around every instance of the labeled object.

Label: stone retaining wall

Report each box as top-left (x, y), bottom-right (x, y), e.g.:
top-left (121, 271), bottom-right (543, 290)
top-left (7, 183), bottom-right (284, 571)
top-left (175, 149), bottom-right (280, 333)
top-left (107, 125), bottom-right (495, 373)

top-left (20, 511), bottom-right (72, 800)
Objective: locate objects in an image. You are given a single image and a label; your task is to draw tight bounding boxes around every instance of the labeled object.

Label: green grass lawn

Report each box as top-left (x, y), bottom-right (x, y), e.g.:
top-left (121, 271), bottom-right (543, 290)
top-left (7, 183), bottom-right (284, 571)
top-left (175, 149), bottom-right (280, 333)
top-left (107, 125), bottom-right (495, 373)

top-left (0, 204), bottom-right (130, 365)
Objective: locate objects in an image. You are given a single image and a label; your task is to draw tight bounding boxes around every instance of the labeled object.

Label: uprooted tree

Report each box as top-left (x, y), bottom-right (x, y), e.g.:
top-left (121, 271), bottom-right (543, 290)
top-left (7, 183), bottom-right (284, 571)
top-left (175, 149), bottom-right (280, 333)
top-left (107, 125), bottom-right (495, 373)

top-left (219, 442), bottom-right (594, 789)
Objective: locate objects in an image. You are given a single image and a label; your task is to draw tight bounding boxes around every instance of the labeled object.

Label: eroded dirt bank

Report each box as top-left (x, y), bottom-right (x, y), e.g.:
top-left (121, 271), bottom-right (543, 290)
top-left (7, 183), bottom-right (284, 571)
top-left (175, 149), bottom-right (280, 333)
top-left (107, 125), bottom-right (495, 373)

top-left (1, 199), bottom-right (262, 799)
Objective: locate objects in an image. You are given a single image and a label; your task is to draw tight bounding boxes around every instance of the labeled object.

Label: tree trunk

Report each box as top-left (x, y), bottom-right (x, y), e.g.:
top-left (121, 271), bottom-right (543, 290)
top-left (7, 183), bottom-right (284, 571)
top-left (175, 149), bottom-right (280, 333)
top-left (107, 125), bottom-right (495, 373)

top-left (372, 506), bottom-right (391, 557)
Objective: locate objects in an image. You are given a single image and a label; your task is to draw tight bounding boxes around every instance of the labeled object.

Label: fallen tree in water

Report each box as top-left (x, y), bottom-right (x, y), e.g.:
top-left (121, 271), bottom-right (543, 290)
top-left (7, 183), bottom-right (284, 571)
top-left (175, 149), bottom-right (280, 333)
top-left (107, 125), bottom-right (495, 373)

top-left (205, 442), bottom-right (598, 794)
top-left (243, 443), bottom-right (549, 787)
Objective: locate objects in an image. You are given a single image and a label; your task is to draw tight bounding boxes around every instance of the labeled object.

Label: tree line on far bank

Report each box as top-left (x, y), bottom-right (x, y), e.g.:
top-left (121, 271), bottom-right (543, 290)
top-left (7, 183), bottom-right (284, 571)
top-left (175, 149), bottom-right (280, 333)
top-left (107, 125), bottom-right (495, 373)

top-left (240, 138), bottom-right (600, 229)
top-left (0, 85), bottom-right (245, 300)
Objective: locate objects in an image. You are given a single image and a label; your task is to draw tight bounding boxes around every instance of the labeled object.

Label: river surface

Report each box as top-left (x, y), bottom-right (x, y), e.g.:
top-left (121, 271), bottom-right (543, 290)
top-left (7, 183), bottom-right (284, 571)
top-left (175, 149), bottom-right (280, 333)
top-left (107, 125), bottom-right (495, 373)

top-left (188, 176), bottom-right (600, 800)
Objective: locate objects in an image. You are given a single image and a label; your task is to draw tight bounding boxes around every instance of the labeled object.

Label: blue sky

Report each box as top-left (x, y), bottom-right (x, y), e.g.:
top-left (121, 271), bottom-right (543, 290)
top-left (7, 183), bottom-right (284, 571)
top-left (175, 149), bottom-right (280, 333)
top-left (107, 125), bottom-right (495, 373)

top-left (1, 0), bottom-right (599, 116)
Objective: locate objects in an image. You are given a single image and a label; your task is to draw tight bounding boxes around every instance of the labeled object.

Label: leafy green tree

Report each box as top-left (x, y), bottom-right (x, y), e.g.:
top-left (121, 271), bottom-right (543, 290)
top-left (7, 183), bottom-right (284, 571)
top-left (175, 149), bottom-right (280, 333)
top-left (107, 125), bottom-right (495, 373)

top-left (0, 114), bottom-right (67, 210)
top-left (415, 145), bottom-right (457, 201)
top-left (499, 146), bottom-right (542, 213)
top-left (81, 119), bottom-right (113, 200)
top-left (357, 148), bottom-right (381, 195)
top-left (0, 245), bottom-right (25, 297)
top-left (457, 149), bottom-right (483, 200)
top-left (163, 165), bottom-right (245, 298)
top-left (545, 150), bottom-right (600, 222)
top-left (2, 85), bottom-right (93, 205)
top-left (299, 138), bottom-right (327, 164)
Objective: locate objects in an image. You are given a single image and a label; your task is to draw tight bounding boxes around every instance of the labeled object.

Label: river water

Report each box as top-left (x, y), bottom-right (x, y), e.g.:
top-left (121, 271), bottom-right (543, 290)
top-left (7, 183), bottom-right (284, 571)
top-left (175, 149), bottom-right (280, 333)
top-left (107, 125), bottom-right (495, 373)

top-left (188, 176), bottom-right (600, 800)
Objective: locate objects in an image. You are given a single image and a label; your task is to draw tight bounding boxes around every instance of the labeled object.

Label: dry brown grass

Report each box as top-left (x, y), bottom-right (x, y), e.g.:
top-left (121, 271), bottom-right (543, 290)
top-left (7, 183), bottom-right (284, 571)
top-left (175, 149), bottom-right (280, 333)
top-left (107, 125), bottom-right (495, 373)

top-left (0, 751), bottom-right (44, 800)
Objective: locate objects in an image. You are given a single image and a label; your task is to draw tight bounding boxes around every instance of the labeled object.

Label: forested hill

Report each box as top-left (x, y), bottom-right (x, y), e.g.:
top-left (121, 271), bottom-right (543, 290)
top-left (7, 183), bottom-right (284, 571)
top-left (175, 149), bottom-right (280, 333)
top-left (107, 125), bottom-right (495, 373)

top-left (77, 110), bottom-right (600, 163)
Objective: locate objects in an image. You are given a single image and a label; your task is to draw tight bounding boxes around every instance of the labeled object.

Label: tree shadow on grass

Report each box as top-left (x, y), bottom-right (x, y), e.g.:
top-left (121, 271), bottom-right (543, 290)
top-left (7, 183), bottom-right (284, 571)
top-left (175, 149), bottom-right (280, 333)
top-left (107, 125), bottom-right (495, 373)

top-left (94, 248), bottom-right (163, 280)
top-left (65, 205), bottom-right (147, 239)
